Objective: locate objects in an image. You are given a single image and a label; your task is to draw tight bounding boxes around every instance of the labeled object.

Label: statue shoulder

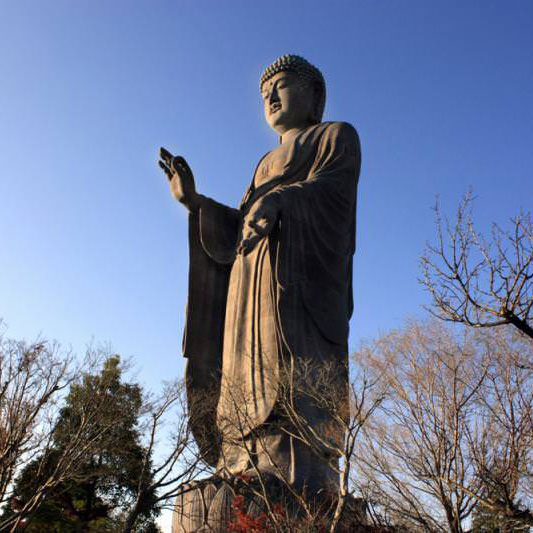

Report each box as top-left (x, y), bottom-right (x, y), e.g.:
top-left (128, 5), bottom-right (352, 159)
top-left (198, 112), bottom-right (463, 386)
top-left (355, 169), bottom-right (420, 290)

top-left (311, 122), bottom-right (360, 156)
top-left (320, 121), bottom-right (359, 141)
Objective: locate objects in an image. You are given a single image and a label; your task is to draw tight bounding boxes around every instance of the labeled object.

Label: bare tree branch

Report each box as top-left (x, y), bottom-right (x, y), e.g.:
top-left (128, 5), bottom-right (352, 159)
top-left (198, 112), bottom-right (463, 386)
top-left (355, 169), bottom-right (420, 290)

top-left (420, 192), bottom-right (533, 340)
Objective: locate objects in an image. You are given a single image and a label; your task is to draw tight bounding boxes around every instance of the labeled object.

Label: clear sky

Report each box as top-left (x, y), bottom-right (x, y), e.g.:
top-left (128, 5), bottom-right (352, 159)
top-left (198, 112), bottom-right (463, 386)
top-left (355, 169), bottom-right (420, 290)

top-left (1, 0), bottom-right (532, 422)
top-left (1, 1), bottom-right (532, 530)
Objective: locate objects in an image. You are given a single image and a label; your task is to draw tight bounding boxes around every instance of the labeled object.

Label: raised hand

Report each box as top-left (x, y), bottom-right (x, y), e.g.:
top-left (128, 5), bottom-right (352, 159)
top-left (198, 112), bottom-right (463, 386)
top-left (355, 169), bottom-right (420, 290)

top-left (159, 147), bottom-right (200, 211)
top-left (238, 193), bottom-right (281, 255)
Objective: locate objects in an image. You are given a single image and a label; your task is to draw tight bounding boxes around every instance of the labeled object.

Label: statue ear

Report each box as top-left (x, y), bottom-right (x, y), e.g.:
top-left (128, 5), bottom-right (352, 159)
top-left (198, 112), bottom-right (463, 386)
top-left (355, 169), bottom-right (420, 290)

top-left (304, 80), bottom-right (324, 124)
top-left (311, 81), bottom-right (324, 123)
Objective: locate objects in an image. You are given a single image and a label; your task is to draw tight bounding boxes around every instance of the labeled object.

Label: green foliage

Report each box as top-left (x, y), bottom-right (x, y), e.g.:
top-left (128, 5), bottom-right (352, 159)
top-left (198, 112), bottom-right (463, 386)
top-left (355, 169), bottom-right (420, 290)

top-left (472, 507), bottom-right (501, 533)
top-left (5, 356), bottom-right (160, 531)
top-left (471, 503), bottom-right (525, 533)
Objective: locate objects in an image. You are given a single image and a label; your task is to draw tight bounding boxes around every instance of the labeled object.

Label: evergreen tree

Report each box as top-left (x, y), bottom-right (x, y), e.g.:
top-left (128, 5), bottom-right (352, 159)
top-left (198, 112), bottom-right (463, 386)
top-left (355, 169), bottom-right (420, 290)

top-left (5, 357), bottom-right (160, 532)
top-left (471, 504), bottom-right (503, 533)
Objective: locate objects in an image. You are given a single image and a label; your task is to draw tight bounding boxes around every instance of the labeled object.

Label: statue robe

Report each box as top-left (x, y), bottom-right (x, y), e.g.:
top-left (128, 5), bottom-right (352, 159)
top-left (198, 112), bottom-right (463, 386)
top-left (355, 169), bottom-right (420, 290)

top-left (183, 122), bottom-right (361, 476)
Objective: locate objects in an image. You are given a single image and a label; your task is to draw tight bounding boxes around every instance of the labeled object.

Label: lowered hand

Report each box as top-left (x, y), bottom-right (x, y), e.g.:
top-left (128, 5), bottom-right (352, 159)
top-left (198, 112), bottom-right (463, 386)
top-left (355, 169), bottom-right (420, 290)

top-left (238, 193), bottom-right (281, 255)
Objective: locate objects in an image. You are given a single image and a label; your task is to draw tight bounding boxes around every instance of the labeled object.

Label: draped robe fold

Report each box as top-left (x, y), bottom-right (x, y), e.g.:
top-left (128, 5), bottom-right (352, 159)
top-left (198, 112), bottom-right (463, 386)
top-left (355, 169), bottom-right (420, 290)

top-left (183, 122), bottom-right (361, 476)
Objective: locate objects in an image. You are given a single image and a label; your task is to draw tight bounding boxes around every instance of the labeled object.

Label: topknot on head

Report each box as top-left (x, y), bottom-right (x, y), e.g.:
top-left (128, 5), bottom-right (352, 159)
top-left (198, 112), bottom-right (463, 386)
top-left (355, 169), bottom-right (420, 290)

top-left (260, 54), bottom-right (326, 123)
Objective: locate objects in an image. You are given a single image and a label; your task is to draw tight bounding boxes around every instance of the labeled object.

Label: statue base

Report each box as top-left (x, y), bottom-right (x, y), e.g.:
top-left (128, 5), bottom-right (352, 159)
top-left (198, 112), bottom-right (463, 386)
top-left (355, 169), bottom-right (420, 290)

top-left (172, 474), bottom-right (369, 532)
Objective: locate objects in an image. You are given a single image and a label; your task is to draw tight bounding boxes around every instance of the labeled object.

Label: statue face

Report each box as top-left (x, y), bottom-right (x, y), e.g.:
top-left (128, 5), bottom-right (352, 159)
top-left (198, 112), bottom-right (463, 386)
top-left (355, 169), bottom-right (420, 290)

top-left (261, 71), bottom-right (315, 135)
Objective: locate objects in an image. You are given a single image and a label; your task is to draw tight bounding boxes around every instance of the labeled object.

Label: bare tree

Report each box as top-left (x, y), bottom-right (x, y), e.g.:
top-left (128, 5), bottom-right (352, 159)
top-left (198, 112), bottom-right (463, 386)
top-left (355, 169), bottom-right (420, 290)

top-left (421, 192), bottom-right (533, 340)
top-left (121, 379), bottom-right (209, 532)
top-left (353, 320), bottom-right (487, 532)
top-left (0, 334), bottom-right (72, 513)
top-left (198, 357), bottom-right (384, 532)
top-left (0, 325), bottom-right (212, 532)
top-left (352, 320), bottom-right (532, 532)
top-left (278, 359), bottom-right (384, 532)
top-left (466, 328), bottom-right (533, 530)
top-left (0, 333), bottom-right (142, 532)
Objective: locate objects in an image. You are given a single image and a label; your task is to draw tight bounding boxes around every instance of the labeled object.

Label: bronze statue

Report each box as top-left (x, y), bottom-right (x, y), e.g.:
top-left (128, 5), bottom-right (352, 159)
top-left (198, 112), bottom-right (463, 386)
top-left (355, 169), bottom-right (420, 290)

top-left (159, 55), bottom-right (361, 495)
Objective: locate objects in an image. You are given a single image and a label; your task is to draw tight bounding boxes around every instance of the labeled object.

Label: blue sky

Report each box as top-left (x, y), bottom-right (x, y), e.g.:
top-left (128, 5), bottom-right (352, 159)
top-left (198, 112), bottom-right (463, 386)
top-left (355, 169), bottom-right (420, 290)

top-left (1, 0), bottom-right (532, 389)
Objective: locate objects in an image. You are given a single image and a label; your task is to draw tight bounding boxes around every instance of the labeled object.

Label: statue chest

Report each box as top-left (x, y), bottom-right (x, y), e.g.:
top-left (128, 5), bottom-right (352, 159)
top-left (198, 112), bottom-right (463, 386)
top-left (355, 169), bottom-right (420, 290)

top-left (240, 131), bottom-right (317, 212)
top-left (254, 142), bottom-right (295, 187)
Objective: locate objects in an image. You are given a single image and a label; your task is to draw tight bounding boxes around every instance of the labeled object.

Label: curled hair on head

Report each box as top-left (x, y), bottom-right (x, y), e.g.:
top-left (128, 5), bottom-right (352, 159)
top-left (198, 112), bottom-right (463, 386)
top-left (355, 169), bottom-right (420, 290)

top-left (260, 54), bottom-right (326, 123)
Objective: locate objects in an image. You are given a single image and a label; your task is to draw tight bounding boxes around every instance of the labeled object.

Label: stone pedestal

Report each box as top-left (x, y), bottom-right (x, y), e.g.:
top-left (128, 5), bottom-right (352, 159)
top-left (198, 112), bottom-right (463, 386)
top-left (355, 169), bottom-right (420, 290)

top-left (172, 474), bottom-right (367, 532)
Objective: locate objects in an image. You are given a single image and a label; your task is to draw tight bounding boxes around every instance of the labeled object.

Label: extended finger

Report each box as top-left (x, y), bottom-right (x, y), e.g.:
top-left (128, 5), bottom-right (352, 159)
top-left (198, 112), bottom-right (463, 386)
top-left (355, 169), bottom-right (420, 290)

top-left (248, 219), bottom-right (270, 236)
top-left (241, 226), bottom-right (257, 242)
top-left (158, 160), bottom-right (173, 180)
top-left (242, 235), bottom-right (262, 255)
top-left (239, 240), bottom-right (250, 255)
top-left (238, 227), bottom-right (259, 253)
top-left (160, 147), bottom-right (174, 164)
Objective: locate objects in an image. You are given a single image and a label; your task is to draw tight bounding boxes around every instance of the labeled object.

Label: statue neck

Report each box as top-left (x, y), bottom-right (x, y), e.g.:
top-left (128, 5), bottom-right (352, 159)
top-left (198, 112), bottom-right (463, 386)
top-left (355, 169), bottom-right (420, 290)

top-left (280, 127), bottom-right (306, 145)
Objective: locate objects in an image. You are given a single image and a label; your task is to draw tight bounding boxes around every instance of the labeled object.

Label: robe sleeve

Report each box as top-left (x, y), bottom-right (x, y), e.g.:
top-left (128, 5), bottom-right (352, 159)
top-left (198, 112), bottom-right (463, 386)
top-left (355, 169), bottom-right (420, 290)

top-left (182, 197), bottom-right (240, 466)
top-left (182, 196), bottom-right (240, 358)
top-left (270, 122), bottom-right (361, 346)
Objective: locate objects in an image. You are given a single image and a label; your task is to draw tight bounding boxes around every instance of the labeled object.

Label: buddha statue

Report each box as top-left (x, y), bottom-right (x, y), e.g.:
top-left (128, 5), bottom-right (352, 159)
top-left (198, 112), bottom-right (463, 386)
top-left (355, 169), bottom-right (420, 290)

top-left (159, 54), bottom-right (361, 495)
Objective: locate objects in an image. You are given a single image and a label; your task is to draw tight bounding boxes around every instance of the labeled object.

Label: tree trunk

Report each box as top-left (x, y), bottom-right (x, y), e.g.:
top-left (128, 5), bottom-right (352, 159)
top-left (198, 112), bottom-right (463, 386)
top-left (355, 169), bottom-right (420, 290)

top-left (121, 495), bottom-right (142, 533)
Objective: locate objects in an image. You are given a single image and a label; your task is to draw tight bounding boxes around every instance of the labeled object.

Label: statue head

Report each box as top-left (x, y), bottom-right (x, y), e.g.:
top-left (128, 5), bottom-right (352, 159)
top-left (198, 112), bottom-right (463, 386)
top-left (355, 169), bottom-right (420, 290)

top-left (260, 54), bottom-right (326, 135)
